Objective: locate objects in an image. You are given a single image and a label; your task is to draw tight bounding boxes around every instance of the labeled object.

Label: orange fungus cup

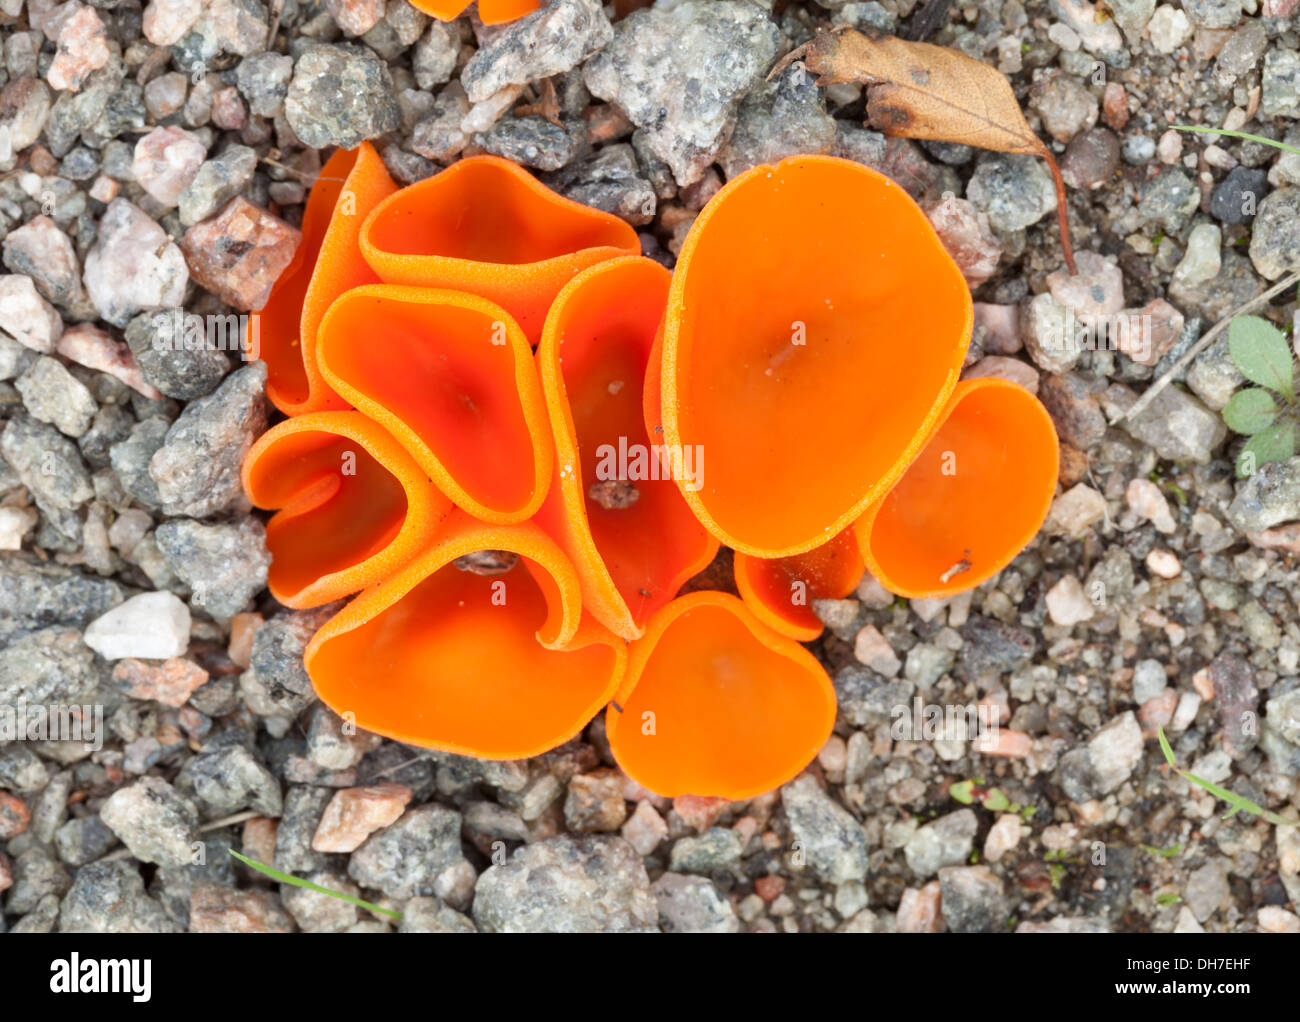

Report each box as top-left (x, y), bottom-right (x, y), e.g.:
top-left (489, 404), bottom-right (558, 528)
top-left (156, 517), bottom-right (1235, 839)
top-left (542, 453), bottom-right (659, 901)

top-left (661, 154), bottom-right (973, 558)
top-left (253, 142), bottom-right (397, 415)
top-left (606, 592), bottom-right (837, 800)
top-left (410, 0), bottom-right (540, 24)
top-left (535, 256), bottom-right (719, 640)
top-left (358, 155), bottom-right (640, 344)
top-left (316, 284), bottom-right (553, 524)
top-left (854, 377), bottom-right (1059, 599)
top-left (304, 512), bottom-right (625, 759)
top-left (734, 526), bottom-right (864, 642)
top-left (242, 411), bottom-right (452, 609)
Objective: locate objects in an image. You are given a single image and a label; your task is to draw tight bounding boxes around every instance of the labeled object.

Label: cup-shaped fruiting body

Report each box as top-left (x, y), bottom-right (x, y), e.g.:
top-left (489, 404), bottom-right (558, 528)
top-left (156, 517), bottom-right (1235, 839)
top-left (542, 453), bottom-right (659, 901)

top-left (661, 155), bottom-right (973, 558)
top-left (242, 411), bottom-right (453, 608)
top-left (359, 155), bottom-right (640, 344)
top-left (317, 285), bottom-right (553, 524)
top-left (410, 0), bottom-right (540, 24)
top-left (253, 143), bottom-right (396, 415)
top-left (535, 256), bottom-right (719, 640)
top-left (733, 527), bottom-right (864, 642)
top-left (854, 377), bottom-right (1059, 599)
top-left (605, 592), bottom-right (836, 799)
top-left (305, 512), bottom-right (625, 758)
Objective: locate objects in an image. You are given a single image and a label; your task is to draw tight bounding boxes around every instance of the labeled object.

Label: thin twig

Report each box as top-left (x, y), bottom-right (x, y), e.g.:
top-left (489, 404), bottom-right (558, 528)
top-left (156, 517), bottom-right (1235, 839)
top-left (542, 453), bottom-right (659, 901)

top-left (1123, 268), bottom-right (1300, 422)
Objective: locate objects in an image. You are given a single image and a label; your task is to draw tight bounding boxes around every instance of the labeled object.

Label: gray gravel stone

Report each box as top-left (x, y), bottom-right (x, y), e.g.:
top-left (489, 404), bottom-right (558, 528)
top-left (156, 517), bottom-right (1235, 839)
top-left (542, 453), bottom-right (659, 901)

top-left (1248, 186), bottom-right (1300, 281)
top-left (2, 413), bottom-right (94, 510)
top-left (1138, 169), bottom-right (1200, 232)
top-left (584, 0), bottom-right (780, 186)
top-left (6, 847), bottom-right (71, 915)
top-left (543, 143), bottom-right (656, 225)
top-left (834, 665), bottom-right (914, 728)
top-left (782, 774), bottom-right (869, 884)
top-left (399, 896), bottom-right (476, 933)
top-left (474, 114), bottom-right (583, 171)
top-left (178, 144), bottom-right (258, 226)
top-left (1059, 711), bottom-right (1144, 801)
top-left (348, 804), bottom-right (469, 901)
top-left (0, 555), bottom-right (122, 641)
top-left (284, 44), bottom-right (400, 150)
top-left (280, 870), bottom-right (359, 933)
top-left (938, 865), bottom-right (1007, 932)
top-left (1113, 383), bottom-right (1226, 464)
top-left (668, 827), bottom-right (743, 874)
top-left (125, 309), bottom-right (232, 401)
top-left (473, 834), bottom-right (657, 933)
top-left (0, 628), bottom-right (101, 705)
top-left (652, 872), bottom-right (740, 933)
top-left (1227, 457), bottom-right (1300, 532)
top-left (235, 51), bottom-right (294, 117)
top-left (717, 64), bottom-right (836, 179)
top-left (1261, 48), bottom-right (1300, 119)
top-left (99, 776), bottom-right (200, 869)
top-left (1210, 166), bottom-right (1268, 225)
top-left (905, 809), bottom-right (978, 878)
top-left (274, 785), bottom-right (337, 875)
top-left (54, 815), bottom-right (119, 866)
top-left (148, 361), bottom-right (267, 517)
top-left (58, 861), bottom-right (178, 932)
top-left (462, 0), bottom-right (612, 103)
top-left (966, 152), bottom-right (1057, 231)
top-left (155, 516), bottom-right (270, 619)
top-left (413, 19), bottom-right (459, 90)
top-left (177, 741), bottom-right (283, 819)
top-left (109, 417), bottom-right (169, 509)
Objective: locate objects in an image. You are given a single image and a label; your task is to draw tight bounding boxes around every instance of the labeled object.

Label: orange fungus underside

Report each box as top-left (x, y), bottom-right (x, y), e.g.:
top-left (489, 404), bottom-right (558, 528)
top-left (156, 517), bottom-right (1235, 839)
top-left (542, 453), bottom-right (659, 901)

top-left (410, 0), bottom-right (541, 24)
top-left (734, 526), bottom-right (864, 642)
top-left (358, 155), bottom-right (640, 344)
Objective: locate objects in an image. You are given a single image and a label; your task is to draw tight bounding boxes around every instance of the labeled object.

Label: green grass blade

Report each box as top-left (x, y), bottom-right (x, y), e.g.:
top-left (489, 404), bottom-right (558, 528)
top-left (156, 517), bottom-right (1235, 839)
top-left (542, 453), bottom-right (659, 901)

top-left (1156, 725), bottom-right (1177, 767)
top-left (229, 849), bottom-right (403, 920)
top-left (1156, 727), bottom-right (1292, 827)
top-left (1171, 124), bottom-right (1300, 157)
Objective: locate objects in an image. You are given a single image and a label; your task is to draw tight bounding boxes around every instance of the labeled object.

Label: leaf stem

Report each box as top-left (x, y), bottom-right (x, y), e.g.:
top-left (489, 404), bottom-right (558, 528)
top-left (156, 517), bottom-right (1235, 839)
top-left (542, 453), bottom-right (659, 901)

top-left (229, 849), bottom-right (403, 920)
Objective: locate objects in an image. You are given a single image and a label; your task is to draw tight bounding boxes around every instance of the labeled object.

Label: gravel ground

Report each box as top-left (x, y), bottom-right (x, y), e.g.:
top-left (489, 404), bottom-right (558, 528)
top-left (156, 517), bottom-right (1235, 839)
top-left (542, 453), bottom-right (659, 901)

top-left (2, 0), bottom-right (1300, 934)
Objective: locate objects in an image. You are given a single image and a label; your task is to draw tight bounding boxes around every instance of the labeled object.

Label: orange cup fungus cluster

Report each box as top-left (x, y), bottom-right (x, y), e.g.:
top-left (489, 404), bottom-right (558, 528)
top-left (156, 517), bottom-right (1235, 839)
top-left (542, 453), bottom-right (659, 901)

top-left (241, 144), bottom-right (1059, 799)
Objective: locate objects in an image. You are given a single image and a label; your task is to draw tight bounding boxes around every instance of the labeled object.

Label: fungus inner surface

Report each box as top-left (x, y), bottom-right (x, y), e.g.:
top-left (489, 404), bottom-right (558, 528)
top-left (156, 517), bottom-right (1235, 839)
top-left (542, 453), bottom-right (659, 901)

top-left (866, 381), bottom-right (1057, 593)
top-left (309, 557), bottom-right (616, 756)
top-left (320, 290), bottom-right (541, 517)
top-left (668, 157), bottom-right (970, 552)
top-left (252, 430), bottom-right (406, 600)
top-left (611, 599), bottom-right (834, 797)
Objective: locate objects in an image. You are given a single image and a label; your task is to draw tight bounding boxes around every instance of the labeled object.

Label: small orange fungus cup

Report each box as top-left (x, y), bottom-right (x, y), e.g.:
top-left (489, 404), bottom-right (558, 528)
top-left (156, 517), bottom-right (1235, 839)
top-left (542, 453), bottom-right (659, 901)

top-left (359, 155), bottom-right (640, 344)
top-left (535, 256), bottom-right (719, 640)
top-left (734, 526), bottom-right (864, 642)
top-left (854, 377), bottom-right (1059, 599)
top-left (305, 512), bottom-right (625, 759)
top-left (661, 154), bottom-right (973, 558)
top-left (606, 592), bottom-right (837, 800)
top-left (242, 410), bottom-right (452, 609)
top-left (253, 142), bottom-right (397, 415)
top-left (411, 0), bottom-right (540, 24)
top-left (317, 284), bottom-right (553, 524)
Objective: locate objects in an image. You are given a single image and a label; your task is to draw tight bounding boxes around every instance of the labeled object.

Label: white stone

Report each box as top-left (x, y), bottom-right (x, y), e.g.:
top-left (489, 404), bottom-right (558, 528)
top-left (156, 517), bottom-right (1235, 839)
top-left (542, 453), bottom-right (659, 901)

top-left (83, 199), bottom-right (189, 327)
top-left (0, 505), bottom-right (38, 550)
top-left (1148, 5), bottom-right (1191, 55)
top-left (1046, 575), bottom-right (1096, 625)
top-left (84, 591), bottom-right (191, 660)
top-left (0, 274), bottom-right (63, 352)
top-left (1126, 477), bottom-right (1176, 532)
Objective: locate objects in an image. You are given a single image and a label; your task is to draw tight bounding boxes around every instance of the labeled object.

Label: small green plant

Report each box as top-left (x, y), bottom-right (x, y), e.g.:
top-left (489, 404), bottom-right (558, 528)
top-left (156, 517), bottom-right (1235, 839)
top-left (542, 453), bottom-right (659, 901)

top-left (1139, 842), bottom-right (1184, 858)
top-left (229, 849), bottom-right (403, 920)
top-left (1170, 124), bottom-right (1300, 158)
top-left (949, 778), bottom-right (1036, 820)
top-left (1156, 726), bottom-right (1292, 826)
top-left (1155, 892), bottom-right (1182, 907)
top-left (1220, 315), bottom-right (1298, 477)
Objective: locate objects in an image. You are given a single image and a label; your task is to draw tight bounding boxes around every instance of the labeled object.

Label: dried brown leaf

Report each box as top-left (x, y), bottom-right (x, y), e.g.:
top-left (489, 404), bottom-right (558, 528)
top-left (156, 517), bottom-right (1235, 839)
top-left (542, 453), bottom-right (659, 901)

top-left (774, 28), bottom-right (1076, 273)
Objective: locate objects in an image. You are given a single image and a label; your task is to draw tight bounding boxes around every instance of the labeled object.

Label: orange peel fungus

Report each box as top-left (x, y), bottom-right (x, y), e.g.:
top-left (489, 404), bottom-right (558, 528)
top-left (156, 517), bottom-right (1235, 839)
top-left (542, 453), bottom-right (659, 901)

top-left (305, 512), bottom-right (625, 758)
top-left (660, 154), bottom-right (973, 558)
top-left (359, 155), bottom-right (640, 344)
top-left (535, 255), bottom-right (719, 640)
top-left (253, 142), bottom-right (396, 416)
top-left (854, 377), bottom-right (1060, 599)
top-left (242, 410), bottom-right (452, 609)
top-left (409, 0), bottom-right (541, 25)
top-left (605, 592), bottom-right (837, 800)
top-left (243, 148), bottom-right (1060, 799)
